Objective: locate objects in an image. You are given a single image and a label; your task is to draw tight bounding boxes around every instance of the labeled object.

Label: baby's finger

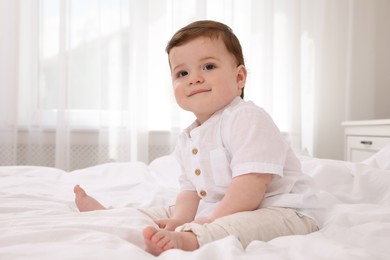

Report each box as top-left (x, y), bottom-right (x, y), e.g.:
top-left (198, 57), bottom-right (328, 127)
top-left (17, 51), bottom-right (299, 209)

top-left (154, 219), bottom-right (167, 228)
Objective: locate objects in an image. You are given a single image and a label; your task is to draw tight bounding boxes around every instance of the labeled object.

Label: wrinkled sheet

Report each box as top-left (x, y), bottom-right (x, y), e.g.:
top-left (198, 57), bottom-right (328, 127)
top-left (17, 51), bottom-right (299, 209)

top-left (1, 148), bottom-right (390, 260)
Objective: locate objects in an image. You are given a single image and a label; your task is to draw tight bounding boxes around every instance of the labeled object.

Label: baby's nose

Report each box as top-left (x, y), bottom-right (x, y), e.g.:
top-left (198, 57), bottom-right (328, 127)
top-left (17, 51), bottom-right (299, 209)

top-left (189, 72), bottom-right (204, 85)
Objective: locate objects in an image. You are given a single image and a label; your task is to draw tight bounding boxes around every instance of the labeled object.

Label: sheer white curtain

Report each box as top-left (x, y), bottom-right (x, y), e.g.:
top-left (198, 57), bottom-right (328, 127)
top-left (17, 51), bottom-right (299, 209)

top-left (0, 0), bottom-right (345, 170)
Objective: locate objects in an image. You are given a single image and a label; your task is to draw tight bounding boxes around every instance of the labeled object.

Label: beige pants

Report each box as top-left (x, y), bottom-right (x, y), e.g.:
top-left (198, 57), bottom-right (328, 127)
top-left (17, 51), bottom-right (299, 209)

top-left (139, 206), bottom-right (318, 248)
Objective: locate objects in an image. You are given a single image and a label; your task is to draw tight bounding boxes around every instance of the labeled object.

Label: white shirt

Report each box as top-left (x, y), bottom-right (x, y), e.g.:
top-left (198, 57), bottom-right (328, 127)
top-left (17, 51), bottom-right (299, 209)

top-left (174, 97), bottom-right (326, 221)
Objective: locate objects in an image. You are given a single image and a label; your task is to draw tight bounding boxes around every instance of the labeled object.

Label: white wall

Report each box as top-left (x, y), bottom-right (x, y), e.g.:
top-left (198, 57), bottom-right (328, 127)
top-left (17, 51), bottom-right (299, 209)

top-left (374, 0), bottom-right (390, 119)
top-left (348, 0), bottom-right (378, 120)
top-left (314, 0), bottom-right (390, 160)
top-left (347, 0), bottom-right (390, 121)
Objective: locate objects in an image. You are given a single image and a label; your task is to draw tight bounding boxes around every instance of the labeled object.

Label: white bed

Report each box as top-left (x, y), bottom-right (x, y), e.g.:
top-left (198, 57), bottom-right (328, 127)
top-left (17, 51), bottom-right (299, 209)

top-left (1, 145), bottom-right (390, 260)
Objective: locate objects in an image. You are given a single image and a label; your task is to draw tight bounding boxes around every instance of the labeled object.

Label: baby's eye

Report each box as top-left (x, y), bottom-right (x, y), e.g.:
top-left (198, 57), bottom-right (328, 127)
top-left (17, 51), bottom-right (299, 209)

top-left (177, 71), bottom-right (188, 78)
top-left (203, 63), bottom-right (216, 71)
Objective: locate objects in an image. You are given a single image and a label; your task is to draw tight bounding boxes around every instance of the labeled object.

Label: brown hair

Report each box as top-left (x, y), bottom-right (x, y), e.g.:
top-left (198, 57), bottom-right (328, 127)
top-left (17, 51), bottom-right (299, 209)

top-left (166, 20), bottom-right (245, 98)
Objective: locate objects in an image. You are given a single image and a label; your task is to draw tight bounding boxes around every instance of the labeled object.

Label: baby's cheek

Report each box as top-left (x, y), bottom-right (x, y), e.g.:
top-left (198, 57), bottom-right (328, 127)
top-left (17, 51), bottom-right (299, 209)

top-left (173, 85), bottom-right (186, 103)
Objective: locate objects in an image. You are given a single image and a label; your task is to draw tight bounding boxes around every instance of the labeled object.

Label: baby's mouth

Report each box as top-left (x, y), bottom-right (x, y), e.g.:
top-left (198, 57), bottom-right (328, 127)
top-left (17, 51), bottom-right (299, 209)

top-left (189, 89), bottom-right (211, 97)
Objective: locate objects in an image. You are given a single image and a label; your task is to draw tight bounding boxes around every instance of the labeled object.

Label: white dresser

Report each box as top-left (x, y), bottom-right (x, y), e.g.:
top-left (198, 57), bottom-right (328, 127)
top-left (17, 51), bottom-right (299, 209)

top-left (342, 119), bottom-right (390, 162)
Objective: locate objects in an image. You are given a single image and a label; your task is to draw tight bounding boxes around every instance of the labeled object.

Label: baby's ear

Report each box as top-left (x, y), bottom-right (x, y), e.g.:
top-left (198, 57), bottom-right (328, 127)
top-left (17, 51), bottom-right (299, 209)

top-left (236, 65), bottom-right (247, 88)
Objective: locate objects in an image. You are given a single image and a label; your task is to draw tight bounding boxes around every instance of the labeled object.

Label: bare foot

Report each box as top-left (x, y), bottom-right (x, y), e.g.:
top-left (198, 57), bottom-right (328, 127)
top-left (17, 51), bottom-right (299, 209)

top-left (74, 185), bottom-right (106, 212)
top-left (142, 226), bottom-right (199, 256)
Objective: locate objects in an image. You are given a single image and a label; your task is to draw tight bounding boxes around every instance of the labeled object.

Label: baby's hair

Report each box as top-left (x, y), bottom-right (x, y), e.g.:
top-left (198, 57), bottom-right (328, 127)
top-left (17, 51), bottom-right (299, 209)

top-left (166, 20), bottom-right (245, 99)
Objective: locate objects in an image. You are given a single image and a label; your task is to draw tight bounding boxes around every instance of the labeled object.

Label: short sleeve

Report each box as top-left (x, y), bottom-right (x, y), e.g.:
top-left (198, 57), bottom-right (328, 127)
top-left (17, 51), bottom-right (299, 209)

top-left (223, 104), bottom-right (289, 177)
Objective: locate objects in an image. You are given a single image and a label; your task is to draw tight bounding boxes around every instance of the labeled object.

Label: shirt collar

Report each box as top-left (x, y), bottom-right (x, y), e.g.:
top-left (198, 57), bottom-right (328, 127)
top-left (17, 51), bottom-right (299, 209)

top-left (183, 96), bottom-right (243, 138)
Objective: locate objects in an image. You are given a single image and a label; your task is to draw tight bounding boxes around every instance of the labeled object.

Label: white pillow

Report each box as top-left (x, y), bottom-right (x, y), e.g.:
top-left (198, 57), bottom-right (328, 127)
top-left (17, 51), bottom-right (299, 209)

top-left (148, 155), bottom-right (181, 188)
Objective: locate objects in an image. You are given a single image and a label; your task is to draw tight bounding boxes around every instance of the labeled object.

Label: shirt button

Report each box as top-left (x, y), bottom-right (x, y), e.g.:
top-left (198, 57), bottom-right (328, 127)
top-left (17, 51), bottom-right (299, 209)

top-left (194, 169), bottom-right (201, 176)
top-left (199, 190), bottom-right (207, 197)
top-left (192, 148), bottom-right (198, 155)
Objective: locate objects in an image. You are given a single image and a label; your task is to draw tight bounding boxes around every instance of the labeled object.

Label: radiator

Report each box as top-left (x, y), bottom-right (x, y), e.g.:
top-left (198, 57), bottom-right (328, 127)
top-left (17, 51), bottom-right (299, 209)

top-left (0, 130), bottom-right (174, 170)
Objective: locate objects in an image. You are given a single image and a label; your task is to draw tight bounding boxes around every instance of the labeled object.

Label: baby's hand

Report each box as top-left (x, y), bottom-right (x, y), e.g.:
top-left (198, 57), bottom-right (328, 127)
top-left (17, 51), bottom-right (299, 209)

top-left (154, 218), bottom-right (185, 231)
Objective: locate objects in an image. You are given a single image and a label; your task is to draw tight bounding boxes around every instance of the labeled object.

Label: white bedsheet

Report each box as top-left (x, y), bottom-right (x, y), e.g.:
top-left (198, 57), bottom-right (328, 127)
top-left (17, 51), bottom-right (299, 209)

top-left (1, 147), bottom-right (390, 260)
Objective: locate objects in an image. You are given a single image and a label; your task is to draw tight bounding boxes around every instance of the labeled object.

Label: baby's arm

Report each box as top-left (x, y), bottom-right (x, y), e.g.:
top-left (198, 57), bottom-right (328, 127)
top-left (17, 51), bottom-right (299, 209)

top-left (196, 173), bottom-right (271, 223)
top-left (156, 190), bottom-right (200, 230)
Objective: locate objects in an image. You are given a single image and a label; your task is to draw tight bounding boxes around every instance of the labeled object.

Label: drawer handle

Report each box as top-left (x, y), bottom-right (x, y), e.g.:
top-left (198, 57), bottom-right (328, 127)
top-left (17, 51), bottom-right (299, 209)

top-left (360, 140), bottom-right (373, 145)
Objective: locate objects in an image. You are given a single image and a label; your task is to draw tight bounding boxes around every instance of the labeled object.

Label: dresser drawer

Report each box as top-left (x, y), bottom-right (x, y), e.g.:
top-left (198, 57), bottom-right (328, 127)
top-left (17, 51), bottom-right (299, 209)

top-left (347, 136), bottom-right (390, 150)
top-left (346, 136), bottom-right (390, 162)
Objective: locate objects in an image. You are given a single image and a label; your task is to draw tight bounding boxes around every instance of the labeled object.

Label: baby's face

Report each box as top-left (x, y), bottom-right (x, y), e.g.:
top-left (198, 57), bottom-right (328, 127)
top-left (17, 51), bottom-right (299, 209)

top-left (169, 36), bottom-right (246, 124)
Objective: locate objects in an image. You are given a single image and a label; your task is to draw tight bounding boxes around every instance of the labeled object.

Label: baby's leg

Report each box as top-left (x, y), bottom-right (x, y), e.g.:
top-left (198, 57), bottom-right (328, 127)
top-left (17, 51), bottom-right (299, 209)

top-left (74, 185), bottom-right (106, 212)
top-left (143, 226), bottom-right (199, 256)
